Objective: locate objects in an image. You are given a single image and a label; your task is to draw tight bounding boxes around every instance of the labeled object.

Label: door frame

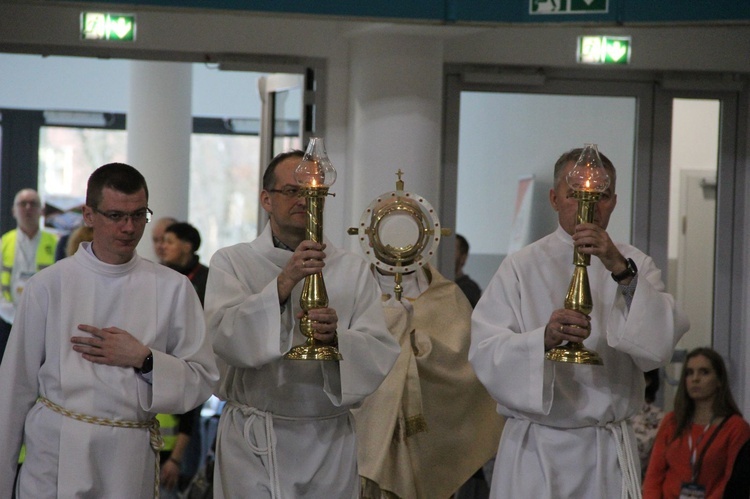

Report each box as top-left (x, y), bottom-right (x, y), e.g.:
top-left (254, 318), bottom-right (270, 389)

top-left (256, 63), bottom-right (325, 233)
top-left (652, 84), bottom-right (743, 383)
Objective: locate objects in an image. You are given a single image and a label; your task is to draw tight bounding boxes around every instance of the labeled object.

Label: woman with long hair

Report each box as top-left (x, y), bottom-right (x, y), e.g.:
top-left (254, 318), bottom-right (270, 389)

top-left (643, 347), bottom-right (750, 498)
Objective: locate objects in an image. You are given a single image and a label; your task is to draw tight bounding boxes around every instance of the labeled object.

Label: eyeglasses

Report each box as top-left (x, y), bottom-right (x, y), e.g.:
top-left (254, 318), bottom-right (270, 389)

top-left (92, 207), bottom-right (153, 225)
top-left (268, 186), bottom-right (301, 198)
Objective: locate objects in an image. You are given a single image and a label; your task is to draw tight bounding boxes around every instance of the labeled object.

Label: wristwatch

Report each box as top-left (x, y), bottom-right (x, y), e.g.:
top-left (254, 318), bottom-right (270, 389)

top-left (136, 351), bottom-right (154, 374)
top-left (612, 258), bottom-right (637, 283)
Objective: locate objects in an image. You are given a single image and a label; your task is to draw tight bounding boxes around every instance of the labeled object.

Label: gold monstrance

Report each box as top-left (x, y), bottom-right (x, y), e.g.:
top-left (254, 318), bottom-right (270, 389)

top-left (285, 137), bottom-right (342, 361)
top-left (545, 144), bottom-right (610, 366)
top-left (347, 171), bottom-right (451, 301)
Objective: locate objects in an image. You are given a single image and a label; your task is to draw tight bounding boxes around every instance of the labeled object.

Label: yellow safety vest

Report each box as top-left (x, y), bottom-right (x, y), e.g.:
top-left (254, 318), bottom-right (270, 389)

top-left (156, 414), bottom-right (180, 452)
top-left (8, 230), bottom-right (57, 466)
top-left (1, 229), bottom-right (57, 302)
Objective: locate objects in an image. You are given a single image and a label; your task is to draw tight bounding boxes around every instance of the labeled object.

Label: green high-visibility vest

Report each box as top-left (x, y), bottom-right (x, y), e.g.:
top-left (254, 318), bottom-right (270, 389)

top-left (1, 229), bottom-right (58, 301)
top-left (156, 414), bottom-right (180, 452)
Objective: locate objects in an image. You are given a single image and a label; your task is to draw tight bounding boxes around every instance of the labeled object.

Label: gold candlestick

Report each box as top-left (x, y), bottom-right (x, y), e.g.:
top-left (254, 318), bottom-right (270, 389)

top-left (545, 189), bottom-right (603, 365)
top-left (546, 144), bottom-right (609, 366)
top-left (285, 138), bottom-right (342, 361)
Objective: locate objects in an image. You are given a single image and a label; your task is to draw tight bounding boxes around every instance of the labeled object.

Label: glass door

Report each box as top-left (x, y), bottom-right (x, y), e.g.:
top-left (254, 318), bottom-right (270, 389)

top-left (257, 72), bottom-right (311, 231)
top-left (258, 73), bottom-right (306, 167)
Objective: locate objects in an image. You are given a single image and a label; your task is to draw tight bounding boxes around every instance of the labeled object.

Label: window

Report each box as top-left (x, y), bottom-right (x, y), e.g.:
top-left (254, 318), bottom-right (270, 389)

top-left (189, 132), bottom-right (260, 262)
top-left (38, 114), bottom-right (127, 233)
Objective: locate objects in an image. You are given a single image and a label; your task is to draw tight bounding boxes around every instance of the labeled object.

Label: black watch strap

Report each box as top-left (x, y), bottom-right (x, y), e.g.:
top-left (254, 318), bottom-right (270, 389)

top-left (136, 352), bottom-right (154, 374)
top-left (612, 258), bottom-right (637, 283)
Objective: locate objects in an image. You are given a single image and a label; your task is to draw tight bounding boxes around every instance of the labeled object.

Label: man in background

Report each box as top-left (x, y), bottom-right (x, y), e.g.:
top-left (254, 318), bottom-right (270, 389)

top-left (0, 188), bottom-right (57, 358)
top-left (152, 216), bottom-right (178, 264)
top-left (454, 234), bottom-right (482, 308)
top-left (158, 221), bottom-right (210, 497)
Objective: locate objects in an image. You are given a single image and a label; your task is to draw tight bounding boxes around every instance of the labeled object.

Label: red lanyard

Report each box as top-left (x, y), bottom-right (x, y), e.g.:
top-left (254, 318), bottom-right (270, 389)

top-left (686, 417), bottom-right (728, 483)
top-left (688, 423), bottom-right (711, 470)
top-left (186, 264), bottom-right (200, 282)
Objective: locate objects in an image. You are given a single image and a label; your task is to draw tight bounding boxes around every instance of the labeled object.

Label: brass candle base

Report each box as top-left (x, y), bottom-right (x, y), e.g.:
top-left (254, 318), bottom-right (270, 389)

top-left (286, 341), bottom-right (343, 361)
top-left (545, 339), bottom-right (603, 365)
top-left (287, 311), bottom-right (342, 361)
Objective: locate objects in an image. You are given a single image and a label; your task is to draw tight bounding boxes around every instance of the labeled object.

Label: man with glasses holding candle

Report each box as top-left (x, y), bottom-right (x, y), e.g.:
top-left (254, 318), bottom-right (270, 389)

top-left (469, 148), bottom-right (689, 498)
top-left (0, 162), bottom-right (218, 498)
top-left (205, 150), bottom-right (399, 498)
top-left (0, 189), bottom-right (58, 358)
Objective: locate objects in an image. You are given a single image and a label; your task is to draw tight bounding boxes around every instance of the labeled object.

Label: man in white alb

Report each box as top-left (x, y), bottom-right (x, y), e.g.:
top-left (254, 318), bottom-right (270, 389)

top-left (205, 150), bottom-right (400, 498)
top-left (470, 148), bottom-right (689, 498)
top-left (0, 163), bottom-right (219, 498)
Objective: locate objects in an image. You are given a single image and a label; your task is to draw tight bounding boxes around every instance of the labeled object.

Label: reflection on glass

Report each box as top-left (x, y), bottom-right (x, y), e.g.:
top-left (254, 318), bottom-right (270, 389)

top-left (38, 126), bottom-right (128, 233)
top-left (272, 86), bottom-right (302, 158)
top-left (189, 134), bottom-right (261, 264)
top-left (39, 126), bottom-right (128, 200)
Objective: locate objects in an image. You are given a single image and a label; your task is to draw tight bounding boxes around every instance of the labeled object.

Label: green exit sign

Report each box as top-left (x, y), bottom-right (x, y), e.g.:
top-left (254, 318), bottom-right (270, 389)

top-left (577, 36), bottom-right (631, 65)
top-left (81, 12), bottom-right (136, 42)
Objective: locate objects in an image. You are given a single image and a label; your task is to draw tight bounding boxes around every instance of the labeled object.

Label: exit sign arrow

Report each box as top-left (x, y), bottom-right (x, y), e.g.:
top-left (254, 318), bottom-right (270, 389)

top-left (81, 12), bottom-right (136, 42)
top-left (577, 36), bottom-right (631, 65)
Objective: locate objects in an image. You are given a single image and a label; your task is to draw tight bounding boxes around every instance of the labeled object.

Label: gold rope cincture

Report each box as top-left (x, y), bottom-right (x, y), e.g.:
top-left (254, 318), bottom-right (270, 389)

top-left (39, 396), bottom-right (164, 498)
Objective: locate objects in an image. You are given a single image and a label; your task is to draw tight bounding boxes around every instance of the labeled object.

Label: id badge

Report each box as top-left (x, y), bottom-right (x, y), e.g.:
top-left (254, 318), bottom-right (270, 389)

top-left (679, 482), bottom-right (706, 499)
